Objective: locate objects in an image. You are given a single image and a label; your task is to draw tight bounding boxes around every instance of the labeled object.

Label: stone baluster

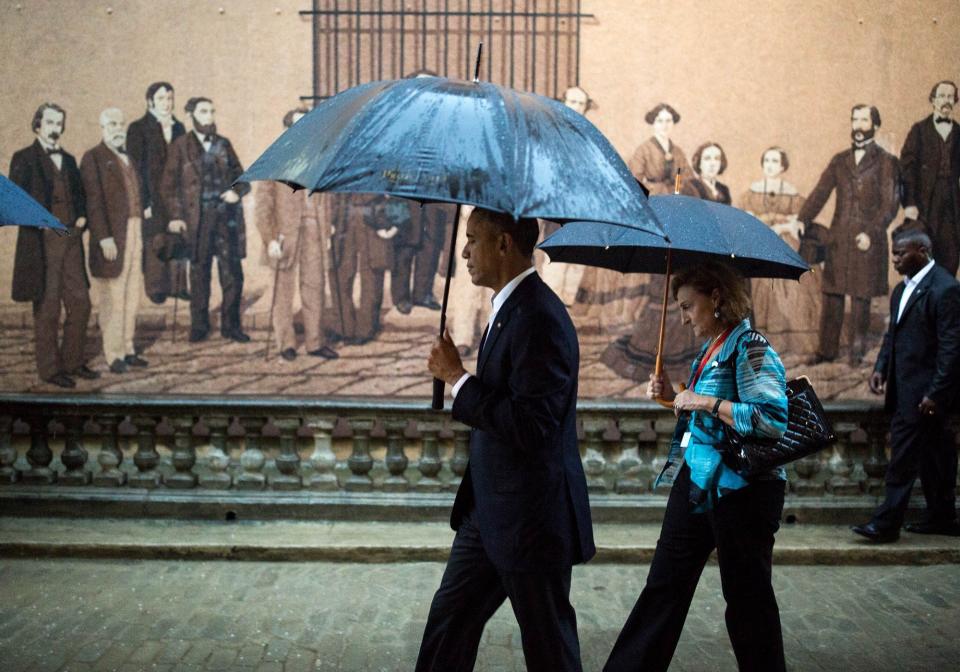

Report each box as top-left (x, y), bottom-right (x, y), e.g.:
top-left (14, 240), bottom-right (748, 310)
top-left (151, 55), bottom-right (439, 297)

top-left (305, 416), bottom-right (338, 491)
top-left (790, 453), bottom-right (824, 495)
top-left (344, 419), bottom-right (374, 491)
top-left (615, 418), bottom-right (646, 494)
top-left (59, 415), bottom-right (91, 485)
top-left (130, 415), bottom-right (162, 488)
top-left (448, 423), bottom-right (470, 491)
top-left (0, 415), bottom-right (19, 484)
top-left (826, 421), bottom-right (859, 495)
top-left (861, 414), bottom-right (889, 496)
top-left (382, 419), bottom-right (409, 492)
top-left (415, 420), bottom-right (443, 493)
top-left (271, 418), bottom-right (303, 490)
top-left (93, 415), bottom-right (125, 487)
top-left (164, 416), bottom-right (197, 489)
top-left (581, 418), bottom-right (608, 494)
top-left (236, 416), bottom-right (268, 490)
top-left (200, 416), bottom-right (232, 490)
top-left (23, 417), bottom-right (56, 484)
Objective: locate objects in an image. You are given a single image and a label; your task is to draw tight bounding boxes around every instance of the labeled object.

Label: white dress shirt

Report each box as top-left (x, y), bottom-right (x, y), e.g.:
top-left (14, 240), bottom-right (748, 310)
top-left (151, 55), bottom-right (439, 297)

top-left (38, 138), bottom-right (63, 170)
top-left (897, 258), bottom-right (935, 323)
top-left (934, 116), bottom-right (954, 142)
top-left (451, 266), bottom-right (538, 399)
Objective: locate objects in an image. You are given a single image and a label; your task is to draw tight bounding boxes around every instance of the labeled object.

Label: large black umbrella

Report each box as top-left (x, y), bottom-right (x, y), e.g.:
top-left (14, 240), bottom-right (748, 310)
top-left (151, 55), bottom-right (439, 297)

top-left (238, 68), bottom-right (664, 408)
top-left (539, 193), bottom-right (809, 405)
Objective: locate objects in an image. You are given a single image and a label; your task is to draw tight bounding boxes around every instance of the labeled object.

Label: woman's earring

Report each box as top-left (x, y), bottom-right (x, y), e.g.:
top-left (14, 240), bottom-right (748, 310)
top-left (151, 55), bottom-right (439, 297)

top-left (713, 308), bottom-right (720, 319)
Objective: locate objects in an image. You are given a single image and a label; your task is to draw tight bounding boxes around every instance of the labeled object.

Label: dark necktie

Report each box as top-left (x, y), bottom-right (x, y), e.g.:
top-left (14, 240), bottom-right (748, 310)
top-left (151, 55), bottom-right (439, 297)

top-left (46, 148), bottom-right (62, 156)
top-left (935, 116), bottom-right (951, 125)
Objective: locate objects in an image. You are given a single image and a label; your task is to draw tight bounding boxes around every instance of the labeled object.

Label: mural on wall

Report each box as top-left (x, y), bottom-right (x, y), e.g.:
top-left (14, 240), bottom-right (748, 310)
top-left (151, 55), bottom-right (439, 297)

top-left (1, 2), bottom-right (957, 400)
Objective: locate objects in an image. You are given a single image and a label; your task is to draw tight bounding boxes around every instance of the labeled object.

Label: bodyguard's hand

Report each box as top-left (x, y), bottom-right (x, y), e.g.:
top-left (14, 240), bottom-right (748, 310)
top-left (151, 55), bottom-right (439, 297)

top-left (919, 396), bottom-right (938, 418)
top-left (868, 371), bottom-right (885, 395)
top-left (99, 237), bottom-right (118, 261)
top-left (220, 189), bottom-right (240, 204)
top-left (168, 220), bottom-right (187, 234)
top-left (428, 328), bottom-right (467, 385)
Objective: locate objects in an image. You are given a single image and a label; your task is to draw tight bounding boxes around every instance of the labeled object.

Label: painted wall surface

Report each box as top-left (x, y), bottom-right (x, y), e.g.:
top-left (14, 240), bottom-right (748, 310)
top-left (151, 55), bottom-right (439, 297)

top-left (0, 1), bottom-right (957, 399)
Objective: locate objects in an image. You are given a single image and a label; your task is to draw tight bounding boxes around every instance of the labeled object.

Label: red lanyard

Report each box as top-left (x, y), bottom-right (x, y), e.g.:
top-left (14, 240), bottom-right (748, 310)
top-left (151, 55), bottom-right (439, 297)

top-left (689, 326), bottom-right (734, 390)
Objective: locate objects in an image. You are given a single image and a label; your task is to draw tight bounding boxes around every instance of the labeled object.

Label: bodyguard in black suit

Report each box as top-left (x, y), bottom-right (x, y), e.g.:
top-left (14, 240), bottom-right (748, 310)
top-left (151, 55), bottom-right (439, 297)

top-left (421, 208), bottom-right (595, 671)
top-left (854, 229), bottom-right (960, 542)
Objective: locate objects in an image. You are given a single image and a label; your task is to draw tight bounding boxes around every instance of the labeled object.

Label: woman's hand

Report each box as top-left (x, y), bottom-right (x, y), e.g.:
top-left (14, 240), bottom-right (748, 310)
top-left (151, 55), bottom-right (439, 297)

top-left (647, 370), bottom-right (675, 402)
top-left (673, 390), bottom-right (712, 418)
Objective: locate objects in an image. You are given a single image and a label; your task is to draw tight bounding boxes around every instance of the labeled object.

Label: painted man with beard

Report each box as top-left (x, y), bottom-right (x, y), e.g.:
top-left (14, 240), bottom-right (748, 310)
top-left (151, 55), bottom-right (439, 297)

top-left (799, 104), bottom-right (901, 365)
top-left (901, 80), bottom-right (960, 276)
top-left (126, 81), bottom-right (187, 303)
top-left (10, 102), bottom-right (99, 388)
top-left (80, 108), bottom-right (149, 374)
top-left (161, 97), bottom-right (250, 343)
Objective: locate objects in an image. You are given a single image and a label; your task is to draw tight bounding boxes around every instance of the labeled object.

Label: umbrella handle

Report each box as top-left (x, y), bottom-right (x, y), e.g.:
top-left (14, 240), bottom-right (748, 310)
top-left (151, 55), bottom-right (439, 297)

top-left (432, 203), bottom-right (464, 410)
top-left (655, 383), bottom-right (685, 410)
top-left (653, 248), bottom-right (672, 406)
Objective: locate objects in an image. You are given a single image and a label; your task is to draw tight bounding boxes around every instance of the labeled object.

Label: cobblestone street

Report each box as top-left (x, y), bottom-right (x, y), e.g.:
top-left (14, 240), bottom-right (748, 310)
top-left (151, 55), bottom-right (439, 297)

top-left (1, 559), bottom-right (958, 671)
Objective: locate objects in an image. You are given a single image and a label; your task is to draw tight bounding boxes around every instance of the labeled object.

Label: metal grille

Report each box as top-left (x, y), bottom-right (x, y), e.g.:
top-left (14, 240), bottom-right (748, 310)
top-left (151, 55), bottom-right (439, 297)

top-left (300, 0), bottom-right (592, 101)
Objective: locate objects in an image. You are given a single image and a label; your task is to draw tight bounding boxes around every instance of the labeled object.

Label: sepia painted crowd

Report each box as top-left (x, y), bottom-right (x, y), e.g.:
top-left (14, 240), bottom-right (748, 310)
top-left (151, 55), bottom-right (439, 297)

top-left (6, 78), bottom-right (959, 389)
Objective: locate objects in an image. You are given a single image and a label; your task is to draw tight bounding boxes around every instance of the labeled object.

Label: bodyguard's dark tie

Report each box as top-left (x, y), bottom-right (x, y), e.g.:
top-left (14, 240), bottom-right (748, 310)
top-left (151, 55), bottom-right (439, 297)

top-left (477, 323), bottom-right (490, 356)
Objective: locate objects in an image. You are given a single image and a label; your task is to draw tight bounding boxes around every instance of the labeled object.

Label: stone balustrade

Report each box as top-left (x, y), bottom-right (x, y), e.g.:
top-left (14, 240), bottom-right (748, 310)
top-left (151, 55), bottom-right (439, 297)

top-left (0, 394), bottom-right (956, 523)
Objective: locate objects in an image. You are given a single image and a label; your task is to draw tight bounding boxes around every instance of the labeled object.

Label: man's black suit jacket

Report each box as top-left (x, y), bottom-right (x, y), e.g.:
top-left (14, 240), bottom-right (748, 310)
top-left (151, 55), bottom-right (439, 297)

top-left (451, 272), bottom-right (596, 572)
top-left (9, 140), bottom-right (86, 303)
top-left (874, 263), bottom-right (960, 420)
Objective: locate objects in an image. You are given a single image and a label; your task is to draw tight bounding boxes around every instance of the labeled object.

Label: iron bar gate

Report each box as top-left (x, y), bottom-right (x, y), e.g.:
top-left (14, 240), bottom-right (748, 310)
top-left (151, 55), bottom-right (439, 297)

top-left (300, 0), bottom-right (593, 102)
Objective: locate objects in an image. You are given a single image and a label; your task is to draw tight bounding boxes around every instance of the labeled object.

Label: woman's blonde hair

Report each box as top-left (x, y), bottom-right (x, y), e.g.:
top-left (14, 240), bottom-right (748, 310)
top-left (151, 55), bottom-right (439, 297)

top-left (671, 261), bottom-right (751, 326)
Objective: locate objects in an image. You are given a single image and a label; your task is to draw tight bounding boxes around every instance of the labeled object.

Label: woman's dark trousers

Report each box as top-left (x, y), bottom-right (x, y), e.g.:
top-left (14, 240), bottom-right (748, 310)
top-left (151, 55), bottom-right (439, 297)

top-left (604, 465), bottom-right (786, 672)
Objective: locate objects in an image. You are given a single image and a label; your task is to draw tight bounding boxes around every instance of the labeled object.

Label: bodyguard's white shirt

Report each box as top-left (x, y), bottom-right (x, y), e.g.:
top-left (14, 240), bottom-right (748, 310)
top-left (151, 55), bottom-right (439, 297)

top-left (451, 266), bottom-right (538, 399)
top-left (897, 258), bottom-right (936, 323)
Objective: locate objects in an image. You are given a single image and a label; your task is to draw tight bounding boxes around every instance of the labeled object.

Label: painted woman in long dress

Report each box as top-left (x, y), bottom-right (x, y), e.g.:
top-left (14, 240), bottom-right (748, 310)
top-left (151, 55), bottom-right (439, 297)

top-left (739, 147), bottom-right (821, 355)
top-left (598, 105), bottom-right (700, 385)
top-left (574, 103), bottom-right (693, 338)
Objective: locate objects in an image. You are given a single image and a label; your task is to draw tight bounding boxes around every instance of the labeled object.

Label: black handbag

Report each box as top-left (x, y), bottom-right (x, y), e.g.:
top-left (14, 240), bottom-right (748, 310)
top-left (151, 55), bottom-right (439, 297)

top-left (720, 336), bottom-right (837, 477)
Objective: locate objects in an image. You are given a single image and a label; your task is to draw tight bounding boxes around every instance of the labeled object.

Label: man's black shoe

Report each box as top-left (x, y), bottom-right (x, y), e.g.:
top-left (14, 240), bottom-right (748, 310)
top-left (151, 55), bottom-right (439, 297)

top-left (189, 329), bottom-right (209, 343)
top-left (852, 522), bottom-right (900, 543)
top-left (222, 329), bottom-right (251, 343)
top-left (344, 336), bottom-right (372, 346)
top-left (109, 359), bottom-right (128, 374)
top-left (396, 301), bottom-right (413, 315)
top-left (68, 365), bottom-right (101, 380)
top-left (124, 354), bottom-right (148, 367)
top-left (45, 373), bottom-right (76, 388)
top-left (904, 520), bottom-right (960, 536)
top-left (414, 298), bottom-right (442, 311)
top-left (280, 348), bottom-right (297, 361)
top-left (308, 346), bottom-right (339, 359)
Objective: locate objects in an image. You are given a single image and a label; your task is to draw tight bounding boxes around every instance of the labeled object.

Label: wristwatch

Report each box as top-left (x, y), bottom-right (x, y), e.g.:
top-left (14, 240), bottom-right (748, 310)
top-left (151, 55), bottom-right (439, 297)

top-left (711, 398), bottom-right (723, 417)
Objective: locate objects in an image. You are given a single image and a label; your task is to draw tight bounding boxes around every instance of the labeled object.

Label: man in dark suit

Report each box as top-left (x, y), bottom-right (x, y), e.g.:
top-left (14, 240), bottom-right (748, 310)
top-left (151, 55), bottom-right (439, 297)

top-left (799, 104), bottom-right (901, 365)
top-left (161, 96), bottom-right (250, 343)
top-left (421, 208), bottom-right (595, 671)
top-left (126, 81), bottom-right (188, 303)
top-left (328, 194), bottom-right (397, 344)
top-left (10, 102), bottom-right (99, 388)
top-left (80, 107), bottom-right (149, 374)
top-left (854, 229), bottom-right (960, 542)
top-left (900, 80), bottom-right (960, 276)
